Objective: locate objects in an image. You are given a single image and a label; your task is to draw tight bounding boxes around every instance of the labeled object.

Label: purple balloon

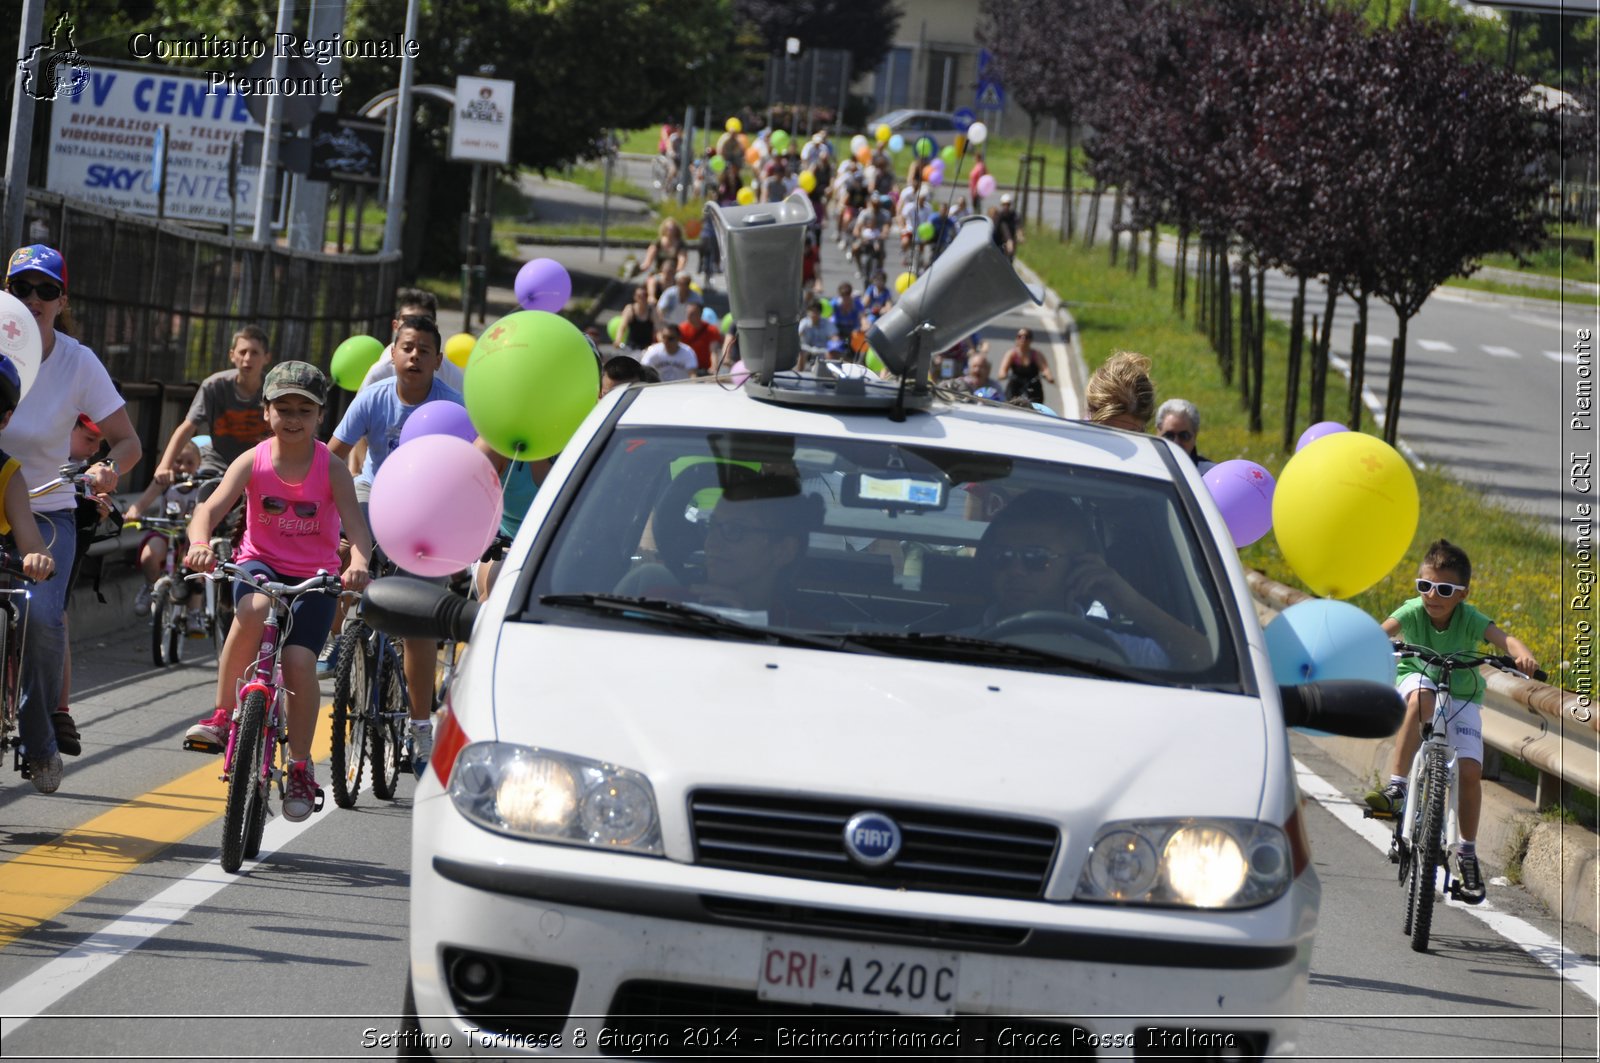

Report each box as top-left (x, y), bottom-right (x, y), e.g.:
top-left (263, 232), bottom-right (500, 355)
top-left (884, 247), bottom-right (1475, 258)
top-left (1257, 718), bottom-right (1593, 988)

top-left (1203, 459), bottom-right (1276, 548)
top-left (1295, 420), bottom-right (1349, 453)
top-left (398, 400), bottom-right (478, 448)
top-left (515, 258), bottom-right (573, 313)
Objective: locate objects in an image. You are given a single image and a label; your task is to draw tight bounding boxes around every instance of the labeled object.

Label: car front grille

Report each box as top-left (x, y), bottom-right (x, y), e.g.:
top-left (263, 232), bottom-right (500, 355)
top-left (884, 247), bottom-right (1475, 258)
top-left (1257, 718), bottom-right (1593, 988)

top-left (606, 980), bottom-right (1097, 1057)
top-left (688, 790), bottom-right (1058, 899)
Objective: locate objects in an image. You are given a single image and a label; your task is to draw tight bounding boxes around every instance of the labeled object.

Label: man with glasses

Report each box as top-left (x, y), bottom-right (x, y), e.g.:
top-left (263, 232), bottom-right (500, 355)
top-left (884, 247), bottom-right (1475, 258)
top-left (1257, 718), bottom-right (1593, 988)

top-left (976, 492), bottom-right (1207, 669)
top-left (1155, 398), bottom-right (1215, 474)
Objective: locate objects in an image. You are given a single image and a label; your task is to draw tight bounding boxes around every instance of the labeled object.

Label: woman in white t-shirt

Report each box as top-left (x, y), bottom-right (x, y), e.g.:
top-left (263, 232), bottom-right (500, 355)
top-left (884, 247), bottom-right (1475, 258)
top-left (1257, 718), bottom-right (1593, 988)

top-left (4, 244), bottom-right (143, 792)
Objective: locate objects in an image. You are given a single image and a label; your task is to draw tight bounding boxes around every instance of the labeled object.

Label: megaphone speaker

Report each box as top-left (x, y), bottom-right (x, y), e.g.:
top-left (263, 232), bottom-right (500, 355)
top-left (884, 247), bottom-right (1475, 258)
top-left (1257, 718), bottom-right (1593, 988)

top-left (866, 215), bottom-right (1041, 378)
top-left (705, 192), bottom-right (816, 384)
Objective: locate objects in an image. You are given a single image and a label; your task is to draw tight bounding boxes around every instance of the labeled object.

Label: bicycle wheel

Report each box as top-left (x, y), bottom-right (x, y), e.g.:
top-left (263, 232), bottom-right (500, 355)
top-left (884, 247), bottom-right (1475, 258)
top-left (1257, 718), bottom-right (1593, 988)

top-left (330, 623), bottom-right (371, 809)
top-left (1408, 746), bottom-right (1450, 952)
top-left (220, 690), bottom-right (268, 873)
top-left (370, 642), bottom-right (407, 801)
top-left (433, 639), bottom-right (461, 712)
top-left (243, 726), bottom-right (270, 860)
top-left (151, 590), bottom-right (177, 667)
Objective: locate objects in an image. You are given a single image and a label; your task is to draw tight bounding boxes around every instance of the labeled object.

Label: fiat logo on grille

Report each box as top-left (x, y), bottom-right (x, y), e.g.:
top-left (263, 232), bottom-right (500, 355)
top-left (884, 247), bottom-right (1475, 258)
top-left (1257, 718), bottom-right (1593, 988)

top-left (843, 811), bottom-right (901, 867)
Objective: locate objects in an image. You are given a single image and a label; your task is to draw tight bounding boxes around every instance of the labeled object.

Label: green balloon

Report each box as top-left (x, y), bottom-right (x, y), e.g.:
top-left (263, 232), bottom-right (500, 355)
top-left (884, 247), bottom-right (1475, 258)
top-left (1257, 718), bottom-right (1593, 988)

top-left (914, 136), bottom-right (936, 159)
top-left (865, 349), bottom-right (886, 374)
top-left (709, 155), bottom-right (726, 174)
top-left (330, 334), bottom-right (385, 391)
top-left (721, 312), bottom-right (733, 332)
top-left (939, 144), bottom-right (958, 166)
top-left (819, 300), bottom-right (833, 319)
top-left (607, 314), bottom-right (624, 343)
top-left (465, 311), bottom-right (600, 460)
top-left (770, 129), bottom-right (790, 153)
top-left (916, 221), bottom-right (935, 242)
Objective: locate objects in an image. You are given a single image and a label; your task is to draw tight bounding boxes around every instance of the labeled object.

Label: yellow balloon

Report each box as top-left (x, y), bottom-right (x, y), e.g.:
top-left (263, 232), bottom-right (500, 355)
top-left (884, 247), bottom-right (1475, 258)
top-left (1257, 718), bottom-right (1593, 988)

top-left (875, 124), bottom-right (891, 144)
top-left (1272, 432), bottom-right (1419, 599)
top-left (798, 170), bottom-right (817, 194)
top-left (894, 271), bottom-right (916, 294)
top-left (736, 186), bottom-right (756, 205)
top-left (725, 117), bottom-right (742, 133)
top-left (444, 332), bottom-right (475, 369)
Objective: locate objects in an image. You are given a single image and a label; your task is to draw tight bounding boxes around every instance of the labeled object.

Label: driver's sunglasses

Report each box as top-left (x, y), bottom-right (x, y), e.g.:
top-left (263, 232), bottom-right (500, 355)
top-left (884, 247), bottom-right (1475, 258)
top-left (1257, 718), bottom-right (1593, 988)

top-left (8, 278), bottom-right (63, 301)
top-left (1415, 578), bottom-right (1466, 598)
top-left (989, 546), bottom-right (1061, 572)
top-left (262, 495), bottom-right (319, 519)
top-left (1161, 429), bottom-right (1195, 443)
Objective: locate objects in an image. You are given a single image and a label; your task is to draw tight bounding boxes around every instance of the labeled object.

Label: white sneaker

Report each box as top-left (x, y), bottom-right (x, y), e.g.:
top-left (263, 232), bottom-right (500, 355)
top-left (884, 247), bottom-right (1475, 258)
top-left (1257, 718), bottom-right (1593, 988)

top-left (134, 585), bottom-right (153, 615)
top-left (408, 719), bottom-right (434, 778)
top-left (282, 760), bottom-right (323, 822)
top-left (186, 611), bottom-right (208, 638)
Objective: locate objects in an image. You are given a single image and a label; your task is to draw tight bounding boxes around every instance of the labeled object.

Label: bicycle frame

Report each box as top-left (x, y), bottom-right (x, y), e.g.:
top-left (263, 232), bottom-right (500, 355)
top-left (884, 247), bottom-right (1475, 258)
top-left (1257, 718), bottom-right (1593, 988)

top-left (1396, 705), bottom-right (1462, 884)
top-left (0, 583), bottom-right (29, 774)
top-left (220, 586), bottom-right (290, 787)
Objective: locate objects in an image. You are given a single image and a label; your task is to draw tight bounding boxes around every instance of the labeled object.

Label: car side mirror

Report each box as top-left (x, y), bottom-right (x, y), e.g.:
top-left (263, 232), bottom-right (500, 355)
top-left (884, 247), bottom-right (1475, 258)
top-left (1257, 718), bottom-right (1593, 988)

top-left (1279, 680), bottom-right (1404, 738)
top-left (362, 576), bottom-right (479, 644)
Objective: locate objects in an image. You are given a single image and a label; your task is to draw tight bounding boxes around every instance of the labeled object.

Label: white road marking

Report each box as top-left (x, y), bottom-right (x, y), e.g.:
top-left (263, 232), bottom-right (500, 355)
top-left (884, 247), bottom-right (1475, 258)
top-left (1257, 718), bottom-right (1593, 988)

top-left (1511, 312), bottom-right (1564, 329)
top-left (1294, 757), bottom-right (1600, 1004)
top-left (1481, 345), bottom-right (1521, 359)
top-left (0, 807), bottom-right (324, 1038)
top-left (1416, 339), bottom-right (1456, 352)
top-left (1545, 350), bottom-right (1579, 364)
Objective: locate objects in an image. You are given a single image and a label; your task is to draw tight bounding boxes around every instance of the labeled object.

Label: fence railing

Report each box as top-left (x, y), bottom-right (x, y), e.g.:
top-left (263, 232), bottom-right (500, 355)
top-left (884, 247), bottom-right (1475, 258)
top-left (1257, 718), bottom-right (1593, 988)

top-left (17, 190), bottom-right (400, 388)
top-left (1247, 570), bottom-right (1597, 809)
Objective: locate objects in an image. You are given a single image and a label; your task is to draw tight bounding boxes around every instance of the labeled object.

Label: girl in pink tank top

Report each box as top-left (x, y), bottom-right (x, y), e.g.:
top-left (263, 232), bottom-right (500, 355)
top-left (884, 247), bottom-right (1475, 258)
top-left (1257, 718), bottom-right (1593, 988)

top-left (179, 362), bottom-right (373, 825)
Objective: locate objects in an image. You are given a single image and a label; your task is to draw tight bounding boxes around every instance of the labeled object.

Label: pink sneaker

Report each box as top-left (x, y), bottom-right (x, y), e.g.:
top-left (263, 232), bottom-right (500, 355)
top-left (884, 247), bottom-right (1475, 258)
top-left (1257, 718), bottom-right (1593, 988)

top-left (183, 707), bottom-right (231, 754)
top-left (282, 760), bottom-right (324, 822)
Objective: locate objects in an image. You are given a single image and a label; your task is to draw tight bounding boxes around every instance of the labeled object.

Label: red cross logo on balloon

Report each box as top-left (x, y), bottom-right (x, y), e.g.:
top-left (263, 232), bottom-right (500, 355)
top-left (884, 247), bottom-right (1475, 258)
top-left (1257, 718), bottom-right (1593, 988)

top-left (1, 319), bottom-right (18, 342)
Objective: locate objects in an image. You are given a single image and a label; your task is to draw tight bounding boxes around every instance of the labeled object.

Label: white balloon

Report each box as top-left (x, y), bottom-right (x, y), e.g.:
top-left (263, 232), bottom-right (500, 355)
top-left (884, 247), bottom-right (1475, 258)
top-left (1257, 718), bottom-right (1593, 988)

top-left (0, 291), bottom-right (42, 401)
top-left (967, 121), bottom-right (989, 146)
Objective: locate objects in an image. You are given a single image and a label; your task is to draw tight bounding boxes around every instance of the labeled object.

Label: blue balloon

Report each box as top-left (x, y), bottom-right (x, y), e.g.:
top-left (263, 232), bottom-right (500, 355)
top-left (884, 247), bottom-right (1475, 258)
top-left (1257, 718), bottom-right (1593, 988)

top-left (887, 134), bottom-right (905, 153)
top-left (702, 306), bottom-right (719, 326)
top-left (1030, 402), bottom-right (1060, 418)
top-left (1265, 599), bottom-right (1394, 688)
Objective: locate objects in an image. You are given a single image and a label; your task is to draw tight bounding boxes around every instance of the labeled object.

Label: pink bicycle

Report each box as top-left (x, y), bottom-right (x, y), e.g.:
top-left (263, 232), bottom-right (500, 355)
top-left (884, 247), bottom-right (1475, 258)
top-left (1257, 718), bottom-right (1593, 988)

top-left (196, 562), bottom-right (344, 873)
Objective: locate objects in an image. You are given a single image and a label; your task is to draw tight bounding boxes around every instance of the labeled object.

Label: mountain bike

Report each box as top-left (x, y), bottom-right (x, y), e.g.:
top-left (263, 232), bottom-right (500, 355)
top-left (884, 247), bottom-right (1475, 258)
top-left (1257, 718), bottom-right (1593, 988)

top-left (1367, 643), bottom-right (1544, 952)
top-left (0, 550), bottom-right (33, 780)
top-left (196, 562), bottom-right (344, 873)
top-left (330, 551), bottom-right (413, 807)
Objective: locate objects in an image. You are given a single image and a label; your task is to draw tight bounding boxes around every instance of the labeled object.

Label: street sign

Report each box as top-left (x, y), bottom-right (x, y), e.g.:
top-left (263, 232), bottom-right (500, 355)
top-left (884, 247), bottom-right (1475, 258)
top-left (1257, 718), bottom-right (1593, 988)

top-left (976, 80), bottom-right (1004, 110)
top-left (308, 113), bottom-right (385, 184)
top-left (450, 75), bottom-right (515, 165)
top-left (952, 107), bottom-right (976, 130)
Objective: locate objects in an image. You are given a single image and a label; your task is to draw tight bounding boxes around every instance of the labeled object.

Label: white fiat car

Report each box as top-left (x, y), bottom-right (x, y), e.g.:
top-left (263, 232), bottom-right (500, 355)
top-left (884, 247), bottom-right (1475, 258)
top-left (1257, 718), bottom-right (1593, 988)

top-left (369, 199), bottom-right (1396, 1060)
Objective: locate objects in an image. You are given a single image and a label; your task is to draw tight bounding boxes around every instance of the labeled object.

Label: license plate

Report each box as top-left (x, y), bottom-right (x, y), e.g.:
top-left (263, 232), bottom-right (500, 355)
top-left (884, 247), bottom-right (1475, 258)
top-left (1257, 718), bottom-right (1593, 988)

top-left (757, 934), bottom-right (961, 1015)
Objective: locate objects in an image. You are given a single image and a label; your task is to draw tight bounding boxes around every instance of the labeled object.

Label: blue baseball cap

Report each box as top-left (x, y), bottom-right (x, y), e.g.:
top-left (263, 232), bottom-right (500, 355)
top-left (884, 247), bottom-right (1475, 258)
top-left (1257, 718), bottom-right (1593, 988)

top-left (7, 245), bottom-right (67, 289)
top-left (0, 355), bottom-right (22, 410)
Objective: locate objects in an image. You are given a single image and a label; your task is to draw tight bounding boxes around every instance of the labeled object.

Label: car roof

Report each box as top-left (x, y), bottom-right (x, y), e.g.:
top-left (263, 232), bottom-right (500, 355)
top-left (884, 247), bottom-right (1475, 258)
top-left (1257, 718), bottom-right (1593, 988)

top-left (611, 381), bottom-right (1180, 482)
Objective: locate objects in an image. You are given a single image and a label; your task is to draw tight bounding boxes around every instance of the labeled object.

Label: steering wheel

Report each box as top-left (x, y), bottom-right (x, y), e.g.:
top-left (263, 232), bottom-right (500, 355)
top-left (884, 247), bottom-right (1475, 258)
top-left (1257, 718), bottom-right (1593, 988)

top-left (981, 610), bottom-right (1128, 661)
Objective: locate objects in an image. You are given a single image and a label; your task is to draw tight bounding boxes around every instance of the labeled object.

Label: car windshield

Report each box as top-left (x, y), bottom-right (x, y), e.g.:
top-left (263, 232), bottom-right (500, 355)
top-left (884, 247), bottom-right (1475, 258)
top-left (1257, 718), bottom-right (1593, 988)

top-left (522, 428), bottom-right (1242, 687)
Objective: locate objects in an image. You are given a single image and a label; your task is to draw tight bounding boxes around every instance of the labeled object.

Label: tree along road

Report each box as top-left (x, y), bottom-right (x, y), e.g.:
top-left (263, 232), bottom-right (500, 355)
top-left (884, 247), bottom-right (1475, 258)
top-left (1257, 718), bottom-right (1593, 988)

top-left (0, 625), bottom-right (1595, 1060)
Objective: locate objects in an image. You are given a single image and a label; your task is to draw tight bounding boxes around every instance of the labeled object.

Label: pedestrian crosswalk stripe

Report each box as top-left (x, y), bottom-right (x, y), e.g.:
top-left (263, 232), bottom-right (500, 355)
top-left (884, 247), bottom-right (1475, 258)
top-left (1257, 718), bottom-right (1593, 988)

top-left (1416, 339), bottom-right (1456, 352)
top-left (1545, 350), bottom-right (1578, 364)
top-left (1481, 345), bottom-right (1520, 359)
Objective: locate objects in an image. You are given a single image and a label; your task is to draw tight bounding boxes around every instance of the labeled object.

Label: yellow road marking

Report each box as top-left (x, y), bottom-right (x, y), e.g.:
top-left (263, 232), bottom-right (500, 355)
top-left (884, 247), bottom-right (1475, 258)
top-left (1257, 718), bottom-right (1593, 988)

top-left (0, 702), bottom-right (335, 950)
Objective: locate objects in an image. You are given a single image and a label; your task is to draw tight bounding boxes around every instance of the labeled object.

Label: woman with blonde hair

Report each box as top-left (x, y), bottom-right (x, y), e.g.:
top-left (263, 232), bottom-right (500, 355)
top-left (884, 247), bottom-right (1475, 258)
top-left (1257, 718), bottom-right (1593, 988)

top-left (1084, 350), bottom-right (1156, 431)
top-left (637, 218), bottom-right (689, 303)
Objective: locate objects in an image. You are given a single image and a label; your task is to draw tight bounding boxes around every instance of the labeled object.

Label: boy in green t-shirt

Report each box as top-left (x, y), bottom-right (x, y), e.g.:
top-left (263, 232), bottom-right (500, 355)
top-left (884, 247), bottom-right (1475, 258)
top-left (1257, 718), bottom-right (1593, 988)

top-left (1365, 539), bottom-right (1538, 903)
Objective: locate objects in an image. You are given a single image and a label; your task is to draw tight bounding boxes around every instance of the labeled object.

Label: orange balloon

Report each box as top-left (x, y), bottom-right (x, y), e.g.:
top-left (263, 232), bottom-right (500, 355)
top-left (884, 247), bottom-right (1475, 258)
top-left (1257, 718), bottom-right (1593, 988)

top-left (855, 145), bottom-right (871, 163)
top-left (745, 146), bottom-right (761, 165)
top-left (737, 133), bottom-right (749, 149)
top-left (923, 163), bottom-right (936, 180)
top-left (685, 218), bottom-right (703, 240)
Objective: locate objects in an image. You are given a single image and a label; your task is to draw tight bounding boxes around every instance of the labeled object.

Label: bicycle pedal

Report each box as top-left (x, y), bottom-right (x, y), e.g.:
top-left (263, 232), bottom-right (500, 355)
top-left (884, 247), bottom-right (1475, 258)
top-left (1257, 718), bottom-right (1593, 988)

top-left (1363, 807), bottom-right (1397, 821)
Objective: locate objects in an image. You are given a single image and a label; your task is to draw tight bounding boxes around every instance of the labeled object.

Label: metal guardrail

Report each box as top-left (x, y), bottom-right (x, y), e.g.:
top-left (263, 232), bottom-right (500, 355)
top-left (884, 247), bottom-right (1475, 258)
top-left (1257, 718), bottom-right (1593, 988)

top-left (1247, 570), bottom-right (1597, 808)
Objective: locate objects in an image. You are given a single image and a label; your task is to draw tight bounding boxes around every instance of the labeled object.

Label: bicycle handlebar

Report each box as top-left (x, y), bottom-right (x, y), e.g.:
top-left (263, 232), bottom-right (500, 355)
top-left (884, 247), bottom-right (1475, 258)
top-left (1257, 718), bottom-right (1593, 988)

top-left (190, 562), bottom-right (342, 603)
top-left (0, 547), bottom-right (35, 584)
top-left (1392, 641), bottom-right (1548, 684)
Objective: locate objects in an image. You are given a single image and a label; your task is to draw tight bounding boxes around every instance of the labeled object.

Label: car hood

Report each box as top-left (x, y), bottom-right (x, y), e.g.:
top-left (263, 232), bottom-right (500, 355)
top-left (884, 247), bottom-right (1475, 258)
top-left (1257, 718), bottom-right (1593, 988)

top-left (486, 625), bottom-right (1270, 831)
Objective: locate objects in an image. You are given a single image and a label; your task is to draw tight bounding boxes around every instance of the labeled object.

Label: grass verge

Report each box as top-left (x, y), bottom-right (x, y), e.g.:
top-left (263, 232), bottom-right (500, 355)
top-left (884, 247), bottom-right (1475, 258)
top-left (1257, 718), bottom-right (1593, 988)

top-left (1018, 229), bottom-right (1586, 688)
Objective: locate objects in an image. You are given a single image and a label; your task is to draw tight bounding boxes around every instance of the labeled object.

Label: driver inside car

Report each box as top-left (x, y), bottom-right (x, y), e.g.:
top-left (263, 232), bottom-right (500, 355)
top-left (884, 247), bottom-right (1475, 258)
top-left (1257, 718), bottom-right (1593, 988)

top-left (977, 491), bottom-right (1208, 669)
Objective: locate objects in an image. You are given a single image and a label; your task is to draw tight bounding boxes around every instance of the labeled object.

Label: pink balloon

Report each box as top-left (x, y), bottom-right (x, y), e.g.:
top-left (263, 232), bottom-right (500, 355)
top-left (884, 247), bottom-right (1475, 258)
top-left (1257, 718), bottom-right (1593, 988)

top-left (1295, 420), bottom-right (1349, 452)
top-left (975, 174), bottom-right (997, 198)
top-left (730, 360), bottom-right (751, 386)
top-left (369, 435), bottom-right (503, 577)
top-left (514, 258), bottom-right (573, 313)
top-left (1203, 459), bottom-right (1276, 548)
top-left (398, 400), bottom-right (477, 448)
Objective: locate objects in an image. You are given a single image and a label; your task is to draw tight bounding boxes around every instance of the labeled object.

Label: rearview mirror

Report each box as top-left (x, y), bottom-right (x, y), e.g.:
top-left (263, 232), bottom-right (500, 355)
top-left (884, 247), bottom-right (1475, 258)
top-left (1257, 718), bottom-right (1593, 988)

top-left (1279, 680), bottom-right (1404, 738)
top-left (362, 576), bottom-right (479, 644)
top-left (841, 471), bottom-right (949, 512)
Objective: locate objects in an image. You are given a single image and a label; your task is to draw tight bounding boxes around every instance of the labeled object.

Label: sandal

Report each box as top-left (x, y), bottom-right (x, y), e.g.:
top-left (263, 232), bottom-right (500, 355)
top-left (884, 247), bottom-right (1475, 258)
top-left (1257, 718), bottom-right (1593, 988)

top-left (52, 710), bottom-right (82, 757)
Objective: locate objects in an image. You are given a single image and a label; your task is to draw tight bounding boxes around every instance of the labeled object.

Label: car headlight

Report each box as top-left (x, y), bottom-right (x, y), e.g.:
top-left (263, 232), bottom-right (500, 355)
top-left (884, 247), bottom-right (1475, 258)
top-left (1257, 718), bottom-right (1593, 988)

top-left (449, 743), bottom-right (663, 855)
top-left (1074, 819), bottom-right (1291, 909)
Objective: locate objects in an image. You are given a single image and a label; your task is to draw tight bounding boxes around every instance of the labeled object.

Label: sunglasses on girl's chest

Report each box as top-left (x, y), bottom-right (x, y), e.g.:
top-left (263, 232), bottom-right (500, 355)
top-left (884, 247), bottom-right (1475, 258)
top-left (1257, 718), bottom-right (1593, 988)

top-left (262, 495), bottom-right (318, 519)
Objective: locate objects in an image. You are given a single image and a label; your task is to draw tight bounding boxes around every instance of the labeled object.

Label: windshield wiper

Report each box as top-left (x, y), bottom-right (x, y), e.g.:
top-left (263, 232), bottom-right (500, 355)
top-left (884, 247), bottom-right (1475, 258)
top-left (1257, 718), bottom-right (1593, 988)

top-left (836, 630), bottom-right (1146, 682)
top-left (538, 593), bottom-right (850, 652)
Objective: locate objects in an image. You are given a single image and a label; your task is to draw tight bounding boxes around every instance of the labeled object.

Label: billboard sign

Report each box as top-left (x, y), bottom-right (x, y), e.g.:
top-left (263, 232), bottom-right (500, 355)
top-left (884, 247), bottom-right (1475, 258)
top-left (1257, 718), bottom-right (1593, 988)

top-left (449, 75), bottom-right (514, 164)
top-left (46, 63), bottom-right (258, 224)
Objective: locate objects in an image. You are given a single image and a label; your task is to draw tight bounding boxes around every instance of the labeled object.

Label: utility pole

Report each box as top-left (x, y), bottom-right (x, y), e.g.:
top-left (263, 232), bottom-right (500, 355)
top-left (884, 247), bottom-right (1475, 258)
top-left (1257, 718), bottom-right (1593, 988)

top-left (251, 0), bottom-right (294, 243)
top-left (381, 0), bottom-right (420, 256)
top-left (4, 0), bottom-right (47, 250)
